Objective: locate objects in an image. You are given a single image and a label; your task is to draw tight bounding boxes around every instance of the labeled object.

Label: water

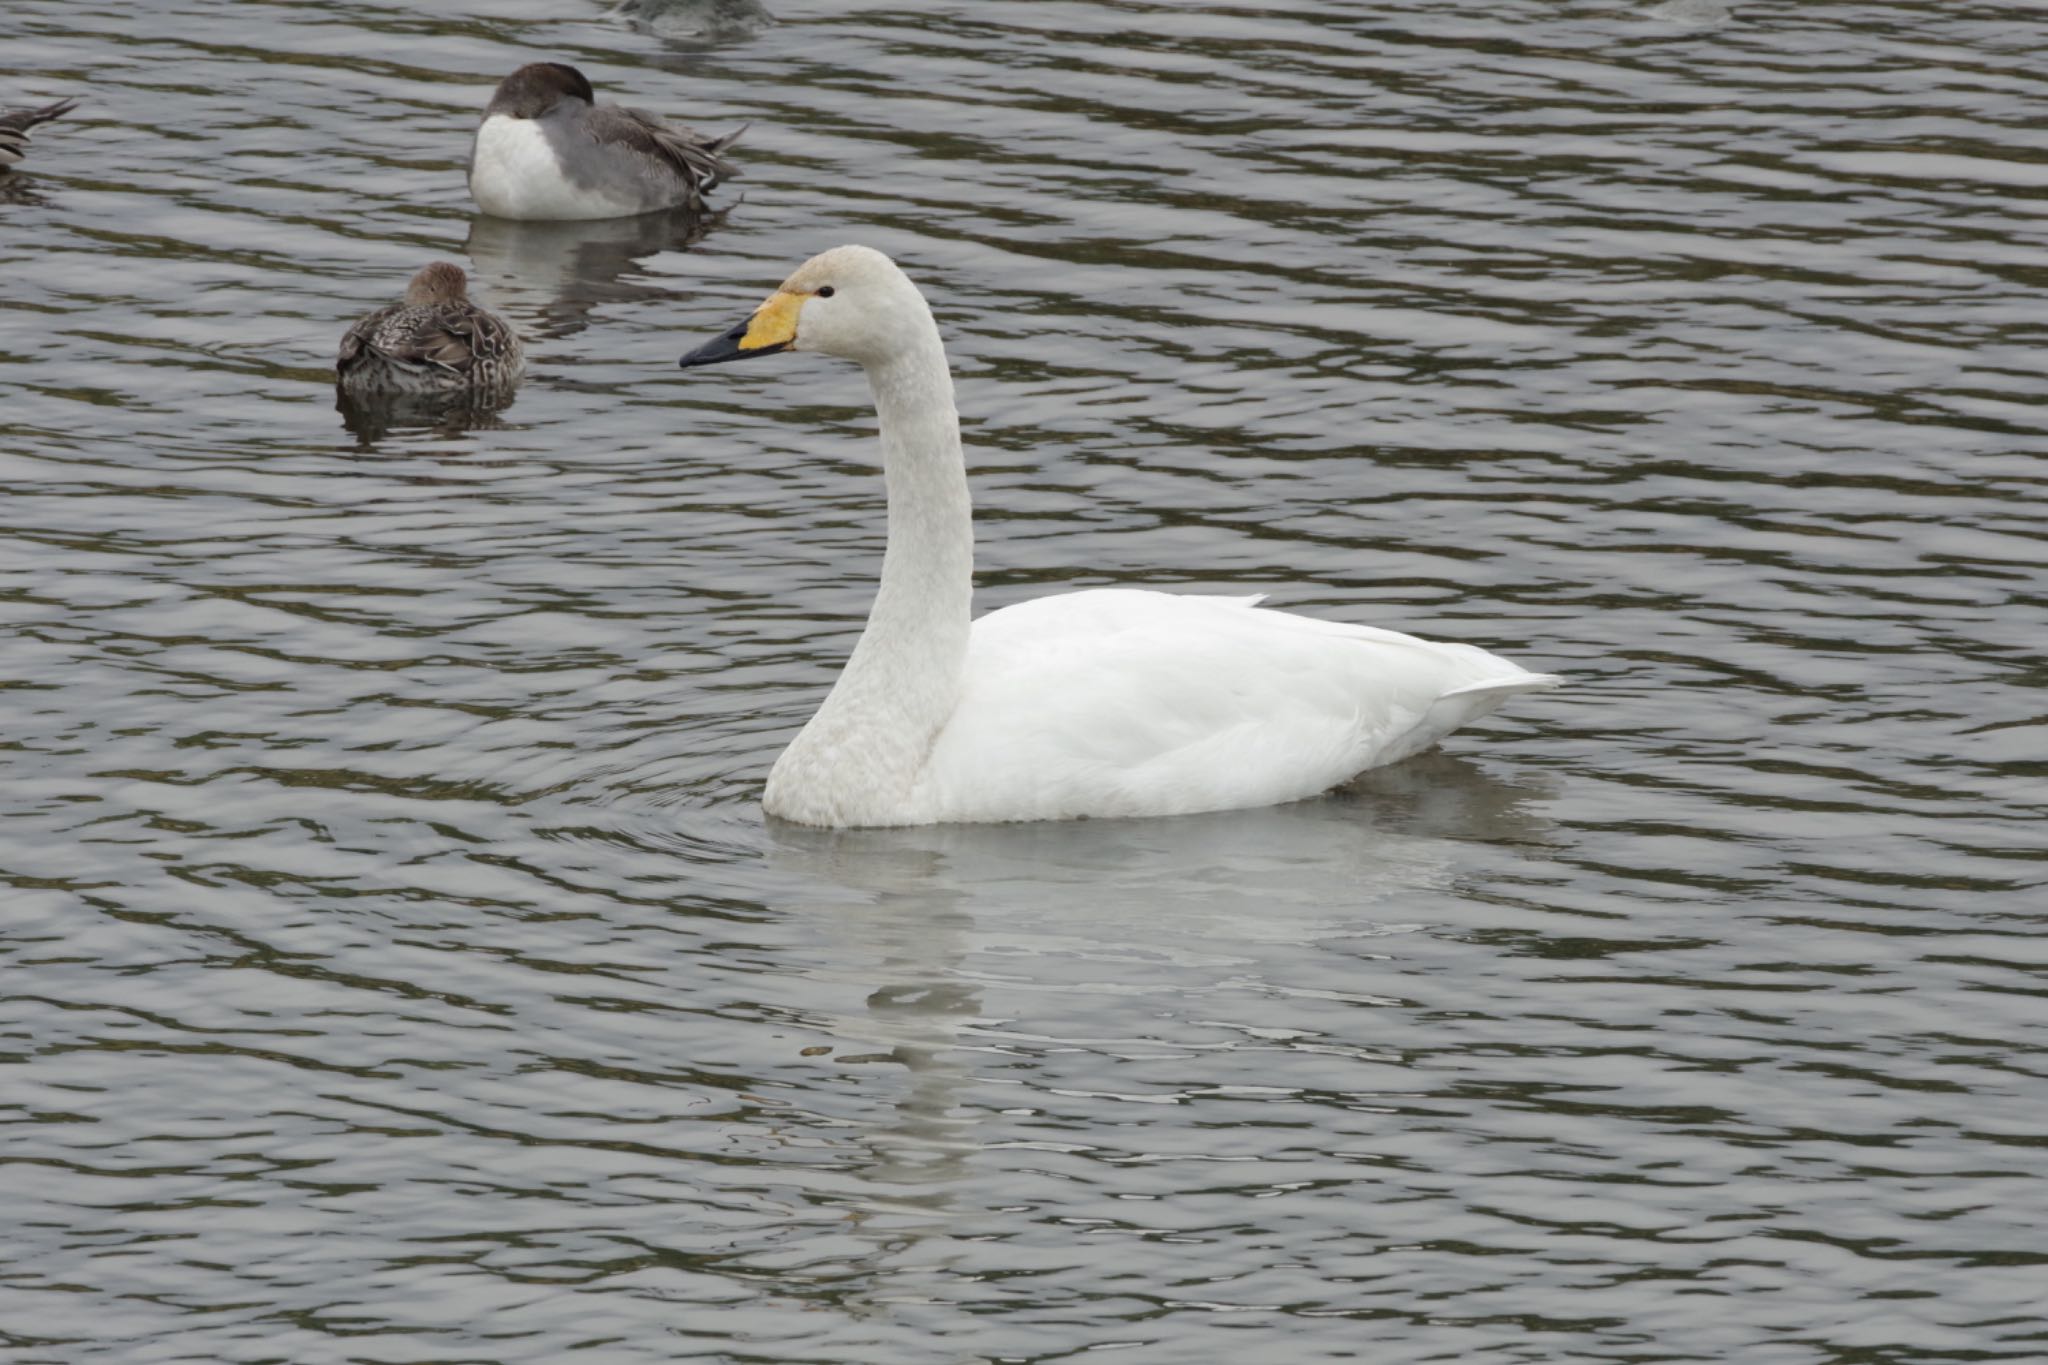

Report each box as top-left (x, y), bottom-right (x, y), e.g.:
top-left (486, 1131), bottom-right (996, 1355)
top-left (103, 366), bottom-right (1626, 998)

top-left (3, 1), bottom-right (2044, 1360)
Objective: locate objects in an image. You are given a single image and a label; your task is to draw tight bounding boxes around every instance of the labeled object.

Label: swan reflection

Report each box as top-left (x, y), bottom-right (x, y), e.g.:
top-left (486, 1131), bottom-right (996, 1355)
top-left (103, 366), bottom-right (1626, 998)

top-left (767, 753), bottom-right (1554, 942)
top-left (741, 756), bottom-right (1553, 1306)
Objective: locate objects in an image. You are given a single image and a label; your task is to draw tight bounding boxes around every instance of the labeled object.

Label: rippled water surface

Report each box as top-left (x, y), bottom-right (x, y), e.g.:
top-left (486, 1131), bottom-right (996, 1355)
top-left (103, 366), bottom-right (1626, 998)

top-left (4, 1), bottom-right (2046, 1360)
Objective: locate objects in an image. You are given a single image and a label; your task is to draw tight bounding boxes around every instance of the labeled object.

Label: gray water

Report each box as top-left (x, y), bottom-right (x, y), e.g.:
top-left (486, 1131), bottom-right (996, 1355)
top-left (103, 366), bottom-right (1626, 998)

top-left (3, 1), bottom-right (2045, 1361)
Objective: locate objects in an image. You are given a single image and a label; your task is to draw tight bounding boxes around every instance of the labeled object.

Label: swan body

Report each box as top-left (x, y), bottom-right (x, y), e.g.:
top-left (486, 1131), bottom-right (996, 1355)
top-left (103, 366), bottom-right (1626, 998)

top-left (908, 590), bottom-right (1551, 825)
top-left (679, 246), bottom-right (1559, 827)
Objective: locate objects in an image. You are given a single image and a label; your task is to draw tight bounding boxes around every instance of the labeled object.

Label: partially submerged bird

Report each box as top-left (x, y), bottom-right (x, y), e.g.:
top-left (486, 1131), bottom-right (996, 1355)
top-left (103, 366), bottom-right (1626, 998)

top-left (679, 246), bottom-right (1561, 828)
top-left (609, 0), bottom-right (776, 45)
top-left (0, 98), bottom-right (78, 171)
top-left (468, 62), bottom-right (741, 221)
top-left (336, 261), bottom-right (524, 394)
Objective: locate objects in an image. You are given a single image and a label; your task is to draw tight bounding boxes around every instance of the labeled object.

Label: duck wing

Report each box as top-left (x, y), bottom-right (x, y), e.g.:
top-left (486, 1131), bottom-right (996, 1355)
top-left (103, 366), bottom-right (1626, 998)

top-left (337, 305), bottom-right (402, 376)
top-left (913, 588), bottom-right (1557, 822)
top-left (585, 104), bottom-right (743, 194)
top-left (0, 98), bottom-right (78, 167)
top-left (338, 305), bottom-right (520, 380)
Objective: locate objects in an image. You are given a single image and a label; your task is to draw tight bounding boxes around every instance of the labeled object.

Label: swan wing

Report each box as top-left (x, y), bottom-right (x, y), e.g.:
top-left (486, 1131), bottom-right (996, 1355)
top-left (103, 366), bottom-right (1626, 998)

top-left (913, 588), bottom-right (1556, 823)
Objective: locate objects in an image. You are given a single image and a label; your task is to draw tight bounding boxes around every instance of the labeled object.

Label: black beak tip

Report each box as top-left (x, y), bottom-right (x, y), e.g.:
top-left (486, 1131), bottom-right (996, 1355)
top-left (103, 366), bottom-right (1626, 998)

top-left (680, 320), bottom-right (746, 369)
top-left (678, 328), bottom-right (790, 370)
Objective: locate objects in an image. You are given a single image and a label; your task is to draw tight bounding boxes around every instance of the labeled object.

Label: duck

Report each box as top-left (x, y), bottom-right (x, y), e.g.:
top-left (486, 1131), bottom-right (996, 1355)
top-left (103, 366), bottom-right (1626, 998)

top-left (336, 261), bottom-right (524, 394)
top-left (678, 246), bottom-right (1561, 828)
top-left (468, 62), bottom-right (741, 221)
top-left (0, 98), bottom-right (78, 171)
top-left (609, 0), bottom-right (776, 45)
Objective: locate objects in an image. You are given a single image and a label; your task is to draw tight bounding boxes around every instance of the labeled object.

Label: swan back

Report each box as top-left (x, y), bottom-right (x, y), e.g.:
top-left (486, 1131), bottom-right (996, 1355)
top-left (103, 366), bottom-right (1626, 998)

top-left (908, 589), bottom-right (1559, 825)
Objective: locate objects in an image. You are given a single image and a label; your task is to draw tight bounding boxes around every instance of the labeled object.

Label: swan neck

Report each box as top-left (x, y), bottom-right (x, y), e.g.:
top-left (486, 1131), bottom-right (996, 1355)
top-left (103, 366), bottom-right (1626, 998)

top-left (770, 316), bottom-right (972, 822)
top-left (861, 328), bottom-right (972, 699)
top-left (870, 329), bottom-right (958, 460)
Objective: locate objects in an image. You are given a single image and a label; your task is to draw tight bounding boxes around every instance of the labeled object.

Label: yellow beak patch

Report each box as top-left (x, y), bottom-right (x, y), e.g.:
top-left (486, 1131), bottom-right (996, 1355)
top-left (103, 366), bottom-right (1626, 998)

top-left (739, 291), bottom-right (805, 352)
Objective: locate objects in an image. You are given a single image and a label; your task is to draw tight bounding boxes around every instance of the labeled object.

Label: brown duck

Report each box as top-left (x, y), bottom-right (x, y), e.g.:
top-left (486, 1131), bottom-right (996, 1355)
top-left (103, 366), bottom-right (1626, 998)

top-left (337, 262), bottom-right (525, 394)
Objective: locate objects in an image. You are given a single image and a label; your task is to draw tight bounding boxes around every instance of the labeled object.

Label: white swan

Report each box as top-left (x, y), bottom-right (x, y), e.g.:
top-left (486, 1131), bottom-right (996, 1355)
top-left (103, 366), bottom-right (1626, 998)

top-left (680, 246), bottom-right (1559, 827)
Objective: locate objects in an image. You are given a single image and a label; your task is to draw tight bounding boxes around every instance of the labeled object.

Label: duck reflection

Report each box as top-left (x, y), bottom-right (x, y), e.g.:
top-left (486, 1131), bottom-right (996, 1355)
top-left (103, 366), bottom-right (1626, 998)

top-left (0, 173), bottom-right (49, 206)
top-left (335, 383), bottom-right (517, 444)
top-left (464, 205), bottom-right (728, 341)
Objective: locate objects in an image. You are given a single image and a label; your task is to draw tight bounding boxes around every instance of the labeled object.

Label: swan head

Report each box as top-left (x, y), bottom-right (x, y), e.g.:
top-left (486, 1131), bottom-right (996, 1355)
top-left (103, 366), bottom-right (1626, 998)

top-left (679, 245), bottom-right (930, 371)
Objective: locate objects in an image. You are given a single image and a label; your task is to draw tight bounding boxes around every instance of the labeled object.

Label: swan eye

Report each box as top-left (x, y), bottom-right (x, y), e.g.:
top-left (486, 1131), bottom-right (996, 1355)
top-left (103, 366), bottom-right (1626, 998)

top-left (816, 286), bottom-right (836, 298)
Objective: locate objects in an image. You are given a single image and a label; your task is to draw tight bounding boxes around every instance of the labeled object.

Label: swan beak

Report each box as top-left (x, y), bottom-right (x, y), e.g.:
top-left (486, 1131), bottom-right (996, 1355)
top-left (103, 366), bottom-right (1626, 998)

top-left (679, 291), bottom-right (801, 369)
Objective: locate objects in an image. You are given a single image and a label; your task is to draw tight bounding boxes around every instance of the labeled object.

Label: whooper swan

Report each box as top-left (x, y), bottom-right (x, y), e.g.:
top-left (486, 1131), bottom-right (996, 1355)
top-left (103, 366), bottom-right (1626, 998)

top-left (680, 245), bottom-right (1559, 827)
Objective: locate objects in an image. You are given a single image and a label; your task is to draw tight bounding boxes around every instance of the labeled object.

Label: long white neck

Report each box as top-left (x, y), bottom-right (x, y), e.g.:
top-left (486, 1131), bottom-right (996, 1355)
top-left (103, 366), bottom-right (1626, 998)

top-left (765, 314), bottom-right (973, 824)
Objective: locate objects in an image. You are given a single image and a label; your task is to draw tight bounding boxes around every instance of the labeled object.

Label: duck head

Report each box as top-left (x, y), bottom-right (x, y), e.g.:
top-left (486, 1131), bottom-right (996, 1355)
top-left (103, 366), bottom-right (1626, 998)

top-left (485, 63), bottom-right (596, 120)
top-left (404, 260), bottom-right (471, 307)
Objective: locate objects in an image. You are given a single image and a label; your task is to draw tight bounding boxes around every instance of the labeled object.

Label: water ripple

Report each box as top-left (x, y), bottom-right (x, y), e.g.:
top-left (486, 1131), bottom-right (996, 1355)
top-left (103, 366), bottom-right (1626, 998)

top-left (2, 0), bottom-right (2044, 1360)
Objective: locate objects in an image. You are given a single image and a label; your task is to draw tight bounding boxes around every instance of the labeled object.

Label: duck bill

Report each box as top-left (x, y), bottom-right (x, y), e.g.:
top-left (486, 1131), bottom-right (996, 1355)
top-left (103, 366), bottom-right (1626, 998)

top-left (679, 290), bottom-right (801, 369)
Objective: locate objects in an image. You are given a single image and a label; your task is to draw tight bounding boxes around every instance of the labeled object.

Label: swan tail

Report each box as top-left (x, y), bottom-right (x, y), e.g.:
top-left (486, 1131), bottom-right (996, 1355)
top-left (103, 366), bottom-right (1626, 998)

top-left (1442, 671), bottom-right (1564, 700)
top-left (1372, 670), bottom-right (1560, 768)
